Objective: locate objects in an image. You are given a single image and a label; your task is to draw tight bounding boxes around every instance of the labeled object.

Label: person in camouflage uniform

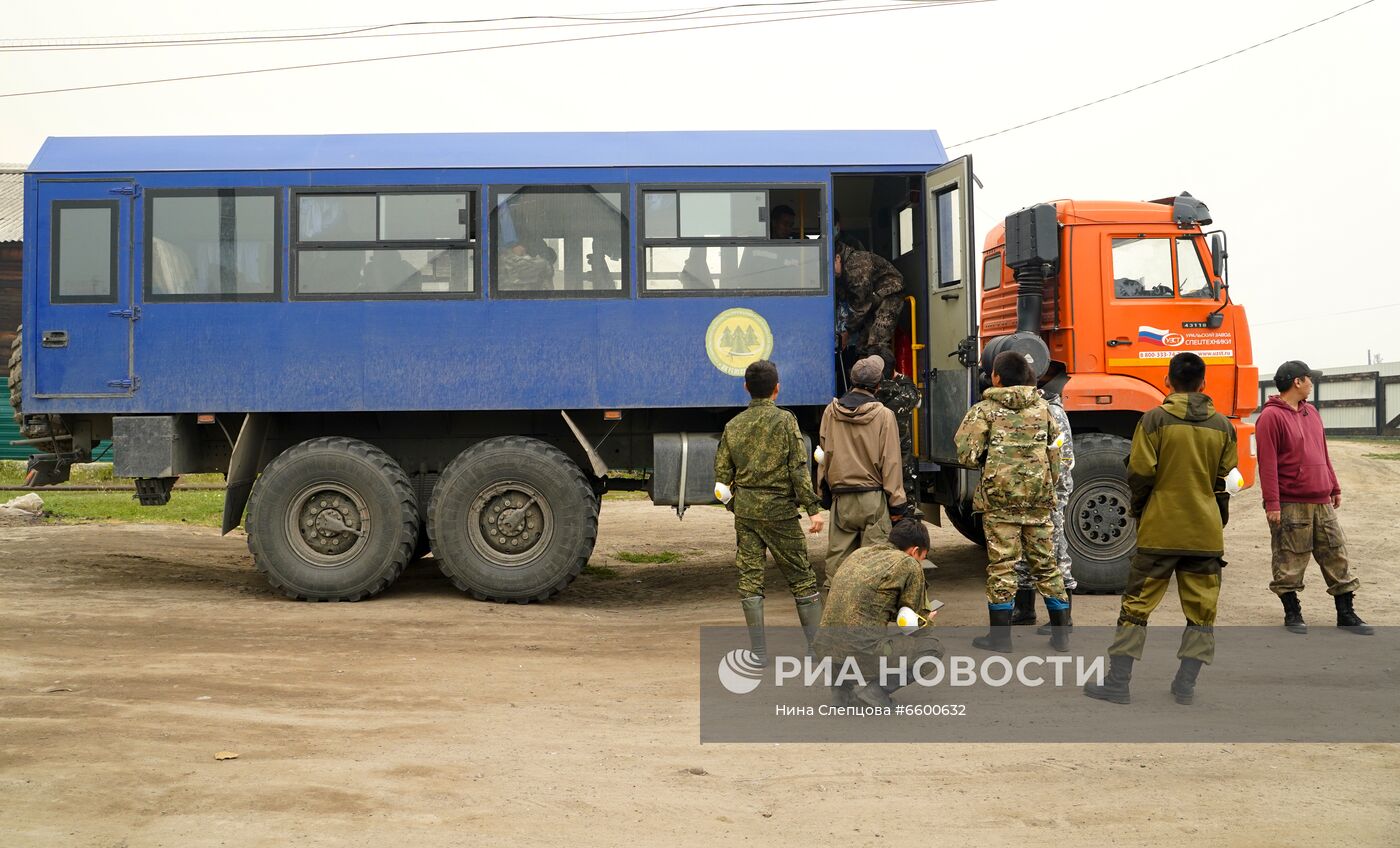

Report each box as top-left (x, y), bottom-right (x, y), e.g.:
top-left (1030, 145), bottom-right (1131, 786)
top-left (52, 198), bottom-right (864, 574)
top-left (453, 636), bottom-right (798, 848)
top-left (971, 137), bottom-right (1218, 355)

top-left (812, 519), bottom-right (943, 709)
top-left (834, 241), bottom-right (906, 354)
top-left (715, 360), bottom-right (826, 664)
top-left (954, 351), bottom-right (1069, 653)
top-left (1012, 366), bottom-right (1077, 629)
top-left (872, 348), bottom-right (921, 517)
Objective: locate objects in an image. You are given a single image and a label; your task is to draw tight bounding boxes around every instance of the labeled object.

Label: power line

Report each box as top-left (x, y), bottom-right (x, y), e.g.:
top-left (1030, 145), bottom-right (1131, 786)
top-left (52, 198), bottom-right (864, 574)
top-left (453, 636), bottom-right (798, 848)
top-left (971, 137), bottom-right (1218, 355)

top-left (0, 1), bottom-right (934, 51)
top-left (944, 0), bottom-right (1380, 150)
top-left (0, 1), bottom-right (989, 99)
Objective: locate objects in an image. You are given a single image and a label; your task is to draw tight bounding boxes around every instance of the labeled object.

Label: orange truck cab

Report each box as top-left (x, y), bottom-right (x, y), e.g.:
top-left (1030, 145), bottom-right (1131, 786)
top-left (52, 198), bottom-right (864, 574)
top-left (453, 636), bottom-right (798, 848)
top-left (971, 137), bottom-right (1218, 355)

top-left (955, 194), bottom-right (1257, 591)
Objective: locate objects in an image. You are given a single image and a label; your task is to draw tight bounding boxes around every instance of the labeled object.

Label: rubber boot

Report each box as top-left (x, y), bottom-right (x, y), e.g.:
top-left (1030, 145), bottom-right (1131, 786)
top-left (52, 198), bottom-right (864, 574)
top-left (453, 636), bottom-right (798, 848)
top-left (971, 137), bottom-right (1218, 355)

top-left (1037, 592), bottom-right (1072, 636)
top-left (1280, 591), bottom-right (1307, 634)
top-left (1083, 654), bottom-right (1133, 705)
top-left (1171, 658), bottom-right (1204, 705)
top-left (851, 681), bottom-right (894, 709)
top-left (795, 592), bottom-right (823, 655)
top-left (1335, 592), bottom-right (1375, 635)
top-left (972, 605), bottom-right (1014, 653)
top-left (1011, 587), bottom-right (1038, 625)
top-left (1046, 606), bottom-right (1072, 653)
top-left (740, 596), bottom-right (768, 665)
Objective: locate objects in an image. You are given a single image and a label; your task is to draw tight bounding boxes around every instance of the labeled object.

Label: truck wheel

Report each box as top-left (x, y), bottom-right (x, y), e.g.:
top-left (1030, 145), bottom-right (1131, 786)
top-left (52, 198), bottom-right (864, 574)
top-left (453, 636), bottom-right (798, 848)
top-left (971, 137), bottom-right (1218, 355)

top-left (7, 325), bottom-right (21, 428)
top-left (245, 437), bottom-right (419, 601)
top-left (1066, 433), bottom-right (1136, 593)
top-left (428, 436), bottom-right (597, 603)
top-left (944, 500), bottom-right (986, 547)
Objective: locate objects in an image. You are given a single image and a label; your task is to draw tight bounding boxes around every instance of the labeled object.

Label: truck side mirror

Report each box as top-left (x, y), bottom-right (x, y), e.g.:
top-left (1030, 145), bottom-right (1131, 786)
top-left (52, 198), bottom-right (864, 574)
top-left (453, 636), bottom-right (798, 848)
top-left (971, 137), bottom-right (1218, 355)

top-left (1206, 312), bottom-right (1224, 329)
top-left (1210, 233), bottom-right (1225, 278)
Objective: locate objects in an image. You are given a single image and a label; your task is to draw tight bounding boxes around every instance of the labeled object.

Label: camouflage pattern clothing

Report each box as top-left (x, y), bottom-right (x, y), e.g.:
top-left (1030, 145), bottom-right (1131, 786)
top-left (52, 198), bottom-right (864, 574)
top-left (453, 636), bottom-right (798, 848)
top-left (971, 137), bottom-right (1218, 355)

top-left (835, 242), bottom-right (906, 353)
top-left (875, 373), bottom-right (921, 512)
top-left (715, 398), bottom-right (822, 599)
top-left (1016, 393), bottom-right (1076, 591)
top-left (811, 543), bottom-right (943, 676)
top-left (500, 249), bottom-right (554, 290)
top-left (954, 385), bottom-right (1066, 605)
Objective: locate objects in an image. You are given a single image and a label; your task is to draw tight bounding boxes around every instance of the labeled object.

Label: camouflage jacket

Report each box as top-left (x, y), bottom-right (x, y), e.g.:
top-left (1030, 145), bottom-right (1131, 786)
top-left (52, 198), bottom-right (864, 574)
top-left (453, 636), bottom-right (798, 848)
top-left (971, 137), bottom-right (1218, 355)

top-left (1044, 392), bottom-right (1074, 500)
top-left (954, 385), bottom-right (1062, 518)
top-left (814, 543), bottom-right (931, 655)
top-left (715, 398), bottom-right (821, 521)
top-left (836, 242), bottom-right (905, 352)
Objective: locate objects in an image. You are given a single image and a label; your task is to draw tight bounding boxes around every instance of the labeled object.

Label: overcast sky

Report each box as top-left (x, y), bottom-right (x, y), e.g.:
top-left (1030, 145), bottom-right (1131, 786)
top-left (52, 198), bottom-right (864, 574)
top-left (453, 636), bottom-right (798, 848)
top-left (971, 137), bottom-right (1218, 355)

top-left (2, 0), bottom-right (1396, 370)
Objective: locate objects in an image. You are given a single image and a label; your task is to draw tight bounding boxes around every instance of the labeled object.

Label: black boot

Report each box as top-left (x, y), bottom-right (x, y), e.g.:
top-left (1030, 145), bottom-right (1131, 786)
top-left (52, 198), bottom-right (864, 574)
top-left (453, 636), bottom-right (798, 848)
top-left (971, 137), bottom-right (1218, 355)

top-left (1046, 606), bottom-right (1072, 653)
top-left (1038, 592), bottom-right (1073, 636)
top-left (1011, 587), bottom-right (1038, 625)
top-left (1280, 591), bottom-right (1307, 634)
top-left (1171, 658), bottom-right (1204, 705)
top-left (972, 606), bottom-right (1014, 653)
top-left (1335, 592), bottom-right (1375, 635)
top-left (740, 596), bottom-right (768, 665)
top-left (795, 592), bottom-right (823, 654)
top-left (1084, 655), bottom-right (1133, 704)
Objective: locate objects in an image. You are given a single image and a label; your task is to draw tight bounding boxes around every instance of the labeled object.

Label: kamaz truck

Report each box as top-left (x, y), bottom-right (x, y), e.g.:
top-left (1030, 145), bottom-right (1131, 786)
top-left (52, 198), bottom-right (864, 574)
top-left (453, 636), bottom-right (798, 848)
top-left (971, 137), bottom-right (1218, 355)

top-left (10, 130), bottom-right (1254, 600)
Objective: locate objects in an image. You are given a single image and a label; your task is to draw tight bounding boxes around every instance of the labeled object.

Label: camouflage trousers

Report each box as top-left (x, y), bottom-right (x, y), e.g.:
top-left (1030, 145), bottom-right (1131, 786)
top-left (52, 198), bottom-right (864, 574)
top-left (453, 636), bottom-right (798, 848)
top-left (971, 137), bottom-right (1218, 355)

top-left (1268, 502), bottom-right (1359, 596)
top-left (876, 375), bottom-right (919, 511)
top-left (734, 517), bottom-right (818, 599)
top-left (1108, 553), bottom-right (1221, 664)
top-left (1016, 492), bottom-right (1077, 591)
top-left (985, 512), bottom-right (1066, 605)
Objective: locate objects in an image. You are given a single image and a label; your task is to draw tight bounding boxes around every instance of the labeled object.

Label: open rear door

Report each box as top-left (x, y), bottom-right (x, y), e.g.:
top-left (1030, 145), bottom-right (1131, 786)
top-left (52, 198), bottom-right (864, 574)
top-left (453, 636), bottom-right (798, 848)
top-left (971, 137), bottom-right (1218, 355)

top-left (923, 156), bottom-right (978, 499)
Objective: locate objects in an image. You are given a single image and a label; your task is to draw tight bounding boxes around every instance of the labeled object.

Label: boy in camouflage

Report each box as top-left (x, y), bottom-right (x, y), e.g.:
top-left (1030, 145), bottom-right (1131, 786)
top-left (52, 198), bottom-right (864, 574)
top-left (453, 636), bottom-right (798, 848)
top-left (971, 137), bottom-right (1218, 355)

top-left (715, 360), bottom-right (826, 664)
top-left (1012, 364), bottom-right (1077, 629)
top-left (954, 351), bottom-right (1070, 653)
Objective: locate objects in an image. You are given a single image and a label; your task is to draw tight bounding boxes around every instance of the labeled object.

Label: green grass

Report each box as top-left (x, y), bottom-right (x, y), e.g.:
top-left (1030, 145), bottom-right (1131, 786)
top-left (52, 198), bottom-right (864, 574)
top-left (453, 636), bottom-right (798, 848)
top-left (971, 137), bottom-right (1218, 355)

top-left (38, 490), bottom-right (226, 527)
top-left (613, 550), bottom-right (683, 564)
top-left (602, 490), bottom-right (649, 501)
top-left (1363, 452), bottom-right (1400, 461)
top-left (0, 460), bottom-right (225, 487)
top-left (581, 564), bottom-right (621, 579)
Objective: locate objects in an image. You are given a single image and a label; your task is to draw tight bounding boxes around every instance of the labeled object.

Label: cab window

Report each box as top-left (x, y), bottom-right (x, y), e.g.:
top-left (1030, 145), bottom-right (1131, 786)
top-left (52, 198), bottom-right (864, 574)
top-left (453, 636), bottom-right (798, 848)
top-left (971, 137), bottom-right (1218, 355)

top-left (1110, 237), bottom-right (1173, 298)
top-left (981, 252), bottom-right (1003, 291)
top-left (1176, 238), bottom-right (1215, 299)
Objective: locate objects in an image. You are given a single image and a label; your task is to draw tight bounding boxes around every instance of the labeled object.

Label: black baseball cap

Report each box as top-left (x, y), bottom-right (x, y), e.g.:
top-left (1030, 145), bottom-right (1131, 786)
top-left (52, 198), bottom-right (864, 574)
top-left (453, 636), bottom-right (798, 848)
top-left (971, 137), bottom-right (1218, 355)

top-left (1275, 360), bottom-right (1323, 385)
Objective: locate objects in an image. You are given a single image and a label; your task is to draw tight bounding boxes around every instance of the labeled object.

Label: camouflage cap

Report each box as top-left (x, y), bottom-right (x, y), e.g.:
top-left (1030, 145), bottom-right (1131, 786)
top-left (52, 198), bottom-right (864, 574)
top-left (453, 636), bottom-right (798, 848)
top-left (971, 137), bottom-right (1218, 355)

top-left (851, 355), bottom-right (884, 388)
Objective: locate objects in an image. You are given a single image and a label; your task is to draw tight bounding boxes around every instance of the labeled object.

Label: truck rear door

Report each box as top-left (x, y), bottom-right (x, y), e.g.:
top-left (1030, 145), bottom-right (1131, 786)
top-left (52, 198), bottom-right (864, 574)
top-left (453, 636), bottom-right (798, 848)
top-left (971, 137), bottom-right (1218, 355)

top-left (923, 156), bottom-right (978, 495)
top-left (32, 179), bottom-right (136, 397)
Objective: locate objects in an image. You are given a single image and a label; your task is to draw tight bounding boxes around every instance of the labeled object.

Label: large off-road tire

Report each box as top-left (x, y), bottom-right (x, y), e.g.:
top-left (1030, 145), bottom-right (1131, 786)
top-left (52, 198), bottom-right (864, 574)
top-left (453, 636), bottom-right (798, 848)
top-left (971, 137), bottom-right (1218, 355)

top-left (945, 500), bottom-right (986, 547)
top-left (8, 324), bottom-right (68, 441)
top-left (1066, 432), bottom-right (1135, 593)
top-left (245, 437), bottom-right (419, 602)
top-left (428, 436), bottom-right (597, 603)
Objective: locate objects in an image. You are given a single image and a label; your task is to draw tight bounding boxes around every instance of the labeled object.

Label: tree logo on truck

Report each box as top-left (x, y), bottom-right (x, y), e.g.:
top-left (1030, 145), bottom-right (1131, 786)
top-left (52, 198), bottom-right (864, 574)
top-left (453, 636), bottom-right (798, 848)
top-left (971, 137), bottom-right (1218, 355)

top-left (706, 308), bottom-right (774, 376)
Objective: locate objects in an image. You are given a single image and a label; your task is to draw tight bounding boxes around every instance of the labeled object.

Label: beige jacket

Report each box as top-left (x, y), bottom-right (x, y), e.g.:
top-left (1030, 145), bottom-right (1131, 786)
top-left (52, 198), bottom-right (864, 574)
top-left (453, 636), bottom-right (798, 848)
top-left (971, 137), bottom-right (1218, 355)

top-left (817, 389), bottom-right (906, 507)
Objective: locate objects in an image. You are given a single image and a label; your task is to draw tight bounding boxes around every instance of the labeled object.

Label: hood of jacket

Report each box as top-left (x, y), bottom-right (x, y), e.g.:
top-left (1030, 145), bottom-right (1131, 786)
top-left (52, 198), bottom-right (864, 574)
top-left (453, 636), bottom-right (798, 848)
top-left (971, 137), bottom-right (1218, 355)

top-left (1162, 391), bottom-right (1218, 422)
top-left (1263, 394), bottom-right (1314, 418)
top-left (832, 389), bottom-right (884, 424)
top-left (982, 385), bottom-right (1041, 411)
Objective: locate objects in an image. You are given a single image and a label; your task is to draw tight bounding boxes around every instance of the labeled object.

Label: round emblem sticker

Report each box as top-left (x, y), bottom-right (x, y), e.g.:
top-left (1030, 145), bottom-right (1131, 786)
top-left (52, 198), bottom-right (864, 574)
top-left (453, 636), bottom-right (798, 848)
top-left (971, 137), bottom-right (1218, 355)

top-left (705, 308), bottom-right (774, 376)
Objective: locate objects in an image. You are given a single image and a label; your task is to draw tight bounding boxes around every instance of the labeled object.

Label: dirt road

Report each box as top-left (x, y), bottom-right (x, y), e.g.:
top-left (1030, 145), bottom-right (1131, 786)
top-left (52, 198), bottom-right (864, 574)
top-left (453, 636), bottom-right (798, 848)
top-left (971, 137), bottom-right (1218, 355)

top-left (2, 441), bottom-right (1398, 846)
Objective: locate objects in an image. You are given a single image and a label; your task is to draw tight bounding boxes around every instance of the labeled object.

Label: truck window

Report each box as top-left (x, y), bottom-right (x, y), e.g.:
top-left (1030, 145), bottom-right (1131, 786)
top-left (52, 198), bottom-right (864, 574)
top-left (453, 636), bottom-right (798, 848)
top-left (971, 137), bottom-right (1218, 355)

top-left (490, 185), bottom-right (626, 297)
top-left (1110, 237), bottom-right (1173, 298)
top-left (981, 252), bottom-right (1002, 291)
top-left (52, 202), bottom-right (117, 303)
top-left (1176, 237), bottom-right (1215, 299)
top-left (294, 190), bottom-right (476, 299)
top-left (640, 187), bottom-right (823, 293)
top-left (933, 187), bottom-right (964, 287)
top-left (146, 190), bottom-right (278, 302)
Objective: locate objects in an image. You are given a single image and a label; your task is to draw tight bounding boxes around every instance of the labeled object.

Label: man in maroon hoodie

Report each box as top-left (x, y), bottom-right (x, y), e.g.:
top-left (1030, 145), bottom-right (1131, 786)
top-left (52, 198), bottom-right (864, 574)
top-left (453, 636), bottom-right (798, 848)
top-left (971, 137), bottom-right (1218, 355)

top-left (1257, 360), bottom-right (1373, 635)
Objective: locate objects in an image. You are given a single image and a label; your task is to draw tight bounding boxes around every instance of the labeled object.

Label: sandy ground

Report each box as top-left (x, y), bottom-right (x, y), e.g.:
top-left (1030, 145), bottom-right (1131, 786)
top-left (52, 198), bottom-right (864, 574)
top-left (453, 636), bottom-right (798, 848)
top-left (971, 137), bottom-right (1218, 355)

top-left (2, 441), bottom-right (1398, 847)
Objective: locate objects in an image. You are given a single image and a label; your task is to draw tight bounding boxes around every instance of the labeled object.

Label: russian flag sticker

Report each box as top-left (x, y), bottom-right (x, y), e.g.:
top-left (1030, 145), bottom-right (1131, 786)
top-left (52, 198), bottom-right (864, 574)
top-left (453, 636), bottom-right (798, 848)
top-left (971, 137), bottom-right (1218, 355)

top-left (1138, 325), bottom-right (1171, 346)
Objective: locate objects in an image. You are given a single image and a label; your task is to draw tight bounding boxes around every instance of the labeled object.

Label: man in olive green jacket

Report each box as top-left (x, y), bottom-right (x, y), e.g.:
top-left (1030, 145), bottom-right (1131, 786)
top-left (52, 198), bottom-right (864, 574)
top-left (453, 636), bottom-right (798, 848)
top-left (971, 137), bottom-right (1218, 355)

top-left (1085, 352), bottom-right (1238, 707)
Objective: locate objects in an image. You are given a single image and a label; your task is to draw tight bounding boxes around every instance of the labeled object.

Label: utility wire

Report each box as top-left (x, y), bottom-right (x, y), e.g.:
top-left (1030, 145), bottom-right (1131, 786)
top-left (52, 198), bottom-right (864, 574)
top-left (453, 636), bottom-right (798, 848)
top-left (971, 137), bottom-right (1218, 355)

top-left (0, 1), bottom-right (988, 99)
top-left (945, 0), bottom-right (1380, 149)
top-left (0, 1), bottom-right (942, 53)
top-left (0, 0), bottom-right (945, 51)
top-left (1255, 301), bottom-right (1400, 327)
